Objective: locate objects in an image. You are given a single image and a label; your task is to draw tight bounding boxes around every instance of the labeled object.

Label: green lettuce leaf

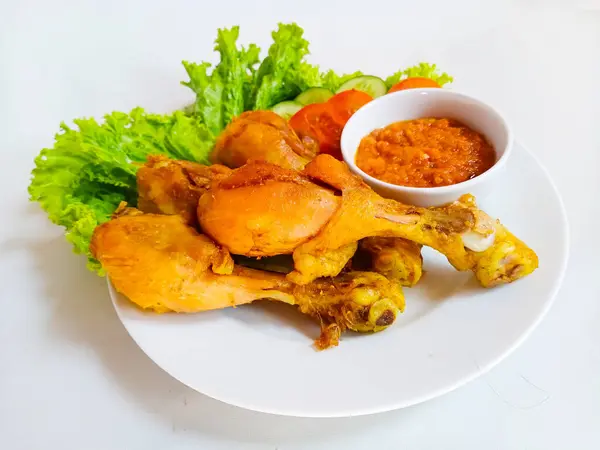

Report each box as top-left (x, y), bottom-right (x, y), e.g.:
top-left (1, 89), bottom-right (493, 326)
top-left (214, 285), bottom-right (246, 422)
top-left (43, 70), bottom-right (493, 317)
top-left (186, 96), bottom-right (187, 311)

top-left (181, 61), bottom-right (223, 136)
top-left (184, 23), bottom-right (325, 114)
top-left (28, 108), bottom-right (215, 273)
top-left (385, 62), bottom-right (453, 88)
top-left (295, 62), bottom-right (324, 92)
top-left (182, 26), bottom-right (260, 135)
top-left (250, 23), bottom-right (321, 110)
top-left (214, 27), bottom-right (261, 121)
top-left (320, 70), bottom-right (365, 92)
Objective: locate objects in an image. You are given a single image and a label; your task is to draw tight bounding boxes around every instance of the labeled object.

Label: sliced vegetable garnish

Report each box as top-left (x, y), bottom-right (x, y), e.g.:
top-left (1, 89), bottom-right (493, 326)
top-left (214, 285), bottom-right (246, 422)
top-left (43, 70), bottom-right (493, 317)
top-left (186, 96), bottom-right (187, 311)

top-left (288, 90), bottom-right (372, 160)
top-left (388, 77), bottom-right (441, 93)
top-left (289, 103), bottom-right (343, 160)
top-left (385, 62), bottom-right (453, 89)
top-left (320, 70), bottom-right (365, 92)
top-left (336, 75), bottom-right (387, 98)
top-left (295, 87), bottom-right (334, 105)
top-left (271, 100), bottom-right (303, 120)
top-left (328, 90), bottom-right (373, 123)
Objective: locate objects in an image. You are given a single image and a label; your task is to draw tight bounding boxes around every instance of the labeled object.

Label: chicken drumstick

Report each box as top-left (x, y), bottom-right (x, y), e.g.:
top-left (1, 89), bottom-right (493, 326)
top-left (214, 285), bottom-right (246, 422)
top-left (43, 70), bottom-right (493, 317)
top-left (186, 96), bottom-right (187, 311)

top-left (197, 154), bottom-right (538, 287)
top-left (290, 154), bottom-right (538, 286)
top-left (91, 205), bottom-right (405, 349)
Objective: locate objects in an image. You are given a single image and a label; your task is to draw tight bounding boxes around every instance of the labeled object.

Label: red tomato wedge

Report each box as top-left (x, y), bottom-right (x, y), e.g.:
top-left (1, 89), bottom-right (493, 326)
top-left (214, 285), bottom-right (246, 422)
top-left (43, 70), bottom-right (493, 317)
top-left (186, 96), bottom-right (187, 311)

top-left (289, 90), bottom-right (373, 160)
top-left (328, 89), bottom-right (373, 123)
top-left (289, 103), bottom-right (343, 159)
top-left (388, 77), bottom-right (441, 93)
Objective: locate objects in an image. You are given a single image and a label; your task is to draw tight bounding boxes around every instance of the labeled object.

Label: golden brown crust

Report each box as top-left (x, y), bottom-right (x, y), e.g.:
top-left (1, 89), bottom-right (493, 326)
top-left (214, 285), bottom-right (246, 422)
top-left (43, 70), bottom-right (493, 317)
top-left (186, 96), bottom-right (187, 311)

top-left (91, 209), bottom-right (405, 349)
top-left (211, 111), bottom-right (314, 170)
top-left (136, 155), bottom-right (231, 226)
top-left (198, 162), bottom-right (341, 257)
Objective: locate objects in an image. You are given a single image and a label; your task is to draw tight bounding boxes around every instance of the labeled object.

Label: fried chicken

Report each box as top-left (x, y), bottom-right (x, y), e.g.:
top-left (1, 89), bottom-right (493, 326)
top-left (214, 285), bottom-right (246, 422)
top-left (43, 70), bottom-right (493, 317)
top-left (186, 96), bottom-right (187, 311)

top-left (203, 113), bottom-right (423, 285)
top-left (291, 155), bottom-right (538, 287)
top-left (197, 154), bottom-right (538, 287)
top-left (197, 162), bottom-right (341, 257)
top-left (211, 110), bottom-right (318, 170)
top-left (354, 237), bottom-right (423, 287)
top-left (91, 205), bottom-right (405, 349)
top-left (137, 155), bottom-right (231, 226)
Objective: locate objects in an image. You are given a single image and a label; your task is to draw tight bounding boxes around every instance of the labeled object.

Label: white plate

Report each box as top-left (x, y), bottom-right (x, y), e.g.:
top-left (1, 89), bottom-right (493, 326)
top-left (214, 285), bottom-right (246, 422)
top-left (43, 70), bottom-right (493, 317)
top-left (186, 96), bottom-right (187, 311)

top-left (109, 141), bottom-right (568, 417)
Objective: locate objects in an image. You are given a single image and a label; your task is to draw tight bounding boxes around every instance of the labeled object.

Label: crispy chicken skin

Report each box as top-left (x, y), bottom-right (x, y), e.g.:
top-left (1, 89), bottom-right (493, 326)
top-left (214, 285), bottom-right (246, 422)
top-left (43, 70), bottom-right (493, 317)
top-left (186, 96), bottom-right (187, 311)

top-left (195, 154), bottom-right (537, 287)
top-left (203, 113), bottom-right (422, 284)
top-left (137, 155), bottom-right (231, 226)
top-left (90, 205), bottom-right (405, 349)
top-left (136, 155), bottom-right (361, 282)
top-left (197, 162), bottom-right (341, 257)
top-left (290, 154), bottom-right (538, 287)
top-left (90, 205), bottom-right (237, 313)
top-left (211, 111), bottom-right (317, 170)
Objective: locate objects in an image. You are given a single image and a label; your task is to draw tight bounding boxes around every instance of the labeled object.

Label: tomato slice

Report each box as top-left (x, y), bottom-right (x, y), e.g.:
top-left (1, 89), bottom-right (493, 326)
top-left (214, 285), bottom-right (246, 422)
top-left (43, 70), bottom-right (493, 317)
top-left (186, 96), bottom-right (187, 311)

top-left (289, 103), bottom-right (343, 160)
top-left (288, 90), bottom-right (373, 160)
top-left (388, 77), bottom-right (441, 93)
top-left (327, 89), bottom-right (373, 123)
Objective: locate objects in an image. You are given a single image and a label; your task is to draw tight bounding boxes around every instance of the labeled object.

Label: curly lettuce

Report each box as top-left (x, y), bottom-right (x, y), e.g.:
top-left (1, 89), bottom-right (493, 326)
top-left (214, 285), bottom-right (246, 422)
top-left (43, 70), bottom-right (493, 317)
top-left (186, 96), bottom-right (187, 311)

top-left (385, 62), bottom-right (454, 89)
top-left (249, 23), bottom-right (320, 110)
top-left (319, 70), bottom-right (365, 92)
top-left (182, 26), bottom-right (260, 135)
top-left (28, 108), bottom-right (214, 273)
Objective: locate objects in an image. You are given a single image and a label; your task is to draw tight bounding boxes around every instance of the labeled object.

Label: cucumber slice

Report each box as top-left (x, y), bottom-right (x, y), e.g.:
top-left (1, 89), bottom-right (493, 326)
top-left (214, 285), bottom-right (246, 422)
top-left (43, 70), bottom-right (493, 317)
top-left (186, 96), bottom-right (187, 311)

top-left (271, 101), bottom-right (303, 120)
top-left (336, 75), bottom-right (387, 98)
top-left (295, 87), bottom-right (334, 105)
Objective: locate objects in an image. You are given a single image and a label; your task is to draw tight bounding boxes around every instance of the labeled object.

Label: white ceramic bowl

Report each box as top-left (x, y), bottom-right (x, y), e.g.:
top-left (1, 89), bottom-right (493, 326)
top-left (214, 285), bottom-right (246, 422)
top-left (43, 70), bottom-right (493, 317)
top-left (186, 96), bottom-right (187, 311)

top-left (340, 88), bottom-right (513, 207)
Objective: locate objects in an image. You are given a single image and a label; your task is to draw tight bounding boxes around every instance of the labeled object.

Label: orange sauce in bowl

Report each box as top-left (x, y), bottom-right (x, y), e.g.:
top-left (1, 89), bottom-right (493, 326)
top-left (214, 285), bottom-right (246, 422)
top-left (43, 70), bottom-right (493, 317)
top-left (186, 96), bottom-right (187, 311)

top-left (355, 118), bottom-right (496, 188)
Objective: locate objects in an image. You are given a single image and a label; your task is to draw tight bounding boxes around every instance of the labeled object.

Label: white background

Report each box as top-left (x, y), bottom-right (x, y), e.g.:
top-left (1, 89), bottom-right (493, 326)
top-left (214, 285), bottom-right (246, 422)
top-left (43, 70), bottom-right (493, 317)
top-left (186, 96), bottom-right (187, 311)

top-left (1, 0), bottom-right (599, 448)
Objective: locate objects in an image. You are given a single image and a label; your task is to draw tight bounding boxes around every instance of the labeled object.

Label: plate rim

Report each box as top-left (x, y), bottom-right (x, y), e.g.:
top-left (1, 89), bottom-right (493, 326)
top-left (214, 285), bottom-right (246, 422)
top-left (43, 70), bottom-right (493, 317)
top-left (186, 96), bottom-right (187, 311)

top-left (108, 140), bottom-right (570, 417)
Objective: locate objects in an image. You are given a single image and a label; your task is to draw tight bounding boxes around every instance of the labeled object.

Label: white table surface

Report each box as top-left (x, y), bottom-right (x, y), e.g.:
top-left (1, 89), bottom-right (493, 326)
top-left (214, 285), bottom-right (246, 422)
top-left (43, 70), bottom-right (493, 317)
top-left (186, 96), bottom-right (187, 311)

top-left (1, 1), bottom-right (599, 448)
